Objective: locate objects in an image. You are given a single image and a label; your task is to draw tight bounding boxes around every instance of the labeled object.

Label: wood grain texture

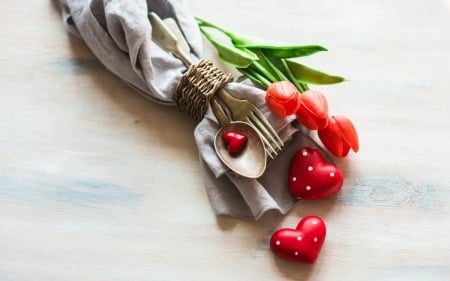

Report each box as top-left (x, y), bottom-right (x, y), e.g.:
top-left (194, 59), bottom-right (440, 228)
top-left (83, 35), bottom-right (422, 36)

top-left (1, 0), bottom-right (449, 280)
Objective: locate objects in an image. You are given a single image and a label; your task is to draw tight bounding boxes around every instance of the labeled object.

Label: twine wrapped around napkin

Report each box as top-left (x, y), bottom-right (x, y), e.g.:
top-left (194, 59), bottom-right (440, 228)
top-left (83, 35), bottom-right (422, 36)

top-left (57, 0), bottom-right (318, 219)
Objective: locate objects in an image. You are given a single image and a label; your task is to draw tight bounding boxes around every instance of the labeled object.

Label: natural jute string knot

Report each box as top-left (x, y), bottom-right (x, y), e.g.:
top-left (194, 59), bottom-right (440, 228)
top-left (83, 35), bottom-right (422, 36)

top-left (174, 59), bottom-right (233, 122)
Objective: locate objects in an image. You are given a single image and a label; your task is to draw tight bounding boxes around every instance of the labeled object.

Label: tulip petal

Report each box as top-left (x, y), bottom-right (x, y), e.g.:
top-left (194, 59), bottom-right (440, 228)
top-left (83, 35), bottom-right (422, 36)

top-left (296, 106), bottom-right (329, 130)
top-left (334, 115), bottom-right (359, 153)
top-left (318, 118), bottom-right (346, 157)
top-left (300, 91), bottom-right (329, 119)
top-left (266, 81), bottom-right (301, 116)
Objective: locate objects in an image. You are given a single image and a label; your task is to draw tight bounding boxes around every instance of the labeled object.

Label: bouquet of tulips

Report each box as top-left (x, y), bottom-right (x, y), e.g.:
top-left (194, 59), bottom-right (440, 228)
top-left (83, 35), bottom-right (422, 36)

top-left (196, 18), bottom-right (359, 157)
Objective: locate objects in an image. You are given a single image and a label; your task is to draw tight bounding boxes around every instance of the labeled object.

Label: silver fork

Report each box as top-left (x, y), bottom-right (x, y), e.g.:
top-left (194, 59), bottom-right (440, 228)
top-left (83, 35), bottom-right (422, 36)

top-left (149, 12), bottom-right (284, 158)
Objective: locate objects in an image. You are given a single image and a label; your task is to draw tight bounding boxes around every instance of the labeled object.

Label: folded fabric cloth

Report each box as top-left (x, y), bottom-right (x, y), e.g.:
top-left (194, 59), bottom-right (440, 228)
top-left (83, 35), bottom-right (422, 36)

top-left (56, 0), bottom-right (318, 219)
top-left (58, 0), bottom-right (202, 105)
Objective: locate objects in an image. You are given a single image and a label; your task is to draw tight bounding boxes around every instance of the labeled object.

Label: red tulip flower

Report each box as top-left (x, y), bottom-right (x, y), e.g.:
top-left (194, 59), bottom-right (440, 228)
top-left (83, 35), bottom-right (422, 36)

top-left (295, 90), bottom-right (329, 130)
top-left (265, 81), bottom-right (301, 117)
top-left (318, 115), bottom-right (359, 157)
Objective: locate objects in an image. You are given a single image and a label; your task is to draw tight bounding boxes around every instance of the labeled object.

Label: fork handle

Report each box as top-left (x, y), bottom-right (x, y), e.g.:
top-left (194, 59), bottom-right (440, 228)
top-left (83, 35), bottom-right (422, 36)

top-left (215, 88), bottom-right (240, 111)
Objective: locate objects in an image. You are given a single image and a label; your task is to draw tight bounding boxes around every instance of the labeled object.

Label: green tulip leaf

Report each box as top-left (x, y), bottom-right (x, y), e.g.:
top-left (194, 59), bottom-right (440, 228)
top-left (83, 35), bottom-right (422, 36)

top-left (284, 60), bottom-right (345, 84)
top-left (196, 17), bottom-right (252, 46)
top-left (199, 28), bottom-right (258, 68)
top-left (238, 45), bottom-right (328, 58)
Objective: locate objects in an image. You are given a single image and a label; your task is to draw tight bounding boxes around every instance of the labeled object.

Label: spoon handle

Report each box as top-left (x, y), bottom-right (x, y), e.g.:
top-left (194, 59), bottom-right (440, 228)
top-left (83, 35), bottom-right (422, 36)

top-left (149, 12), bottom-right (193, 66)
top-left (210, 99), bottom-right (229, 126)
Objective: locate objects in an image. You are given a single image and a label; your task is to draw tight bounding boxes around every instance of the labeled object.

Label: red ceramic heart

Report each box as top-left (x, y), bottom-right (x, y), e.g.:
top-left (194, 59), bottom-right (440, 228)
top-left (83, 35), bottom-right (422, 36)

top-left (223, 131), bottom-right (248, 155)
top-left (288, 147), bottom-right (343, 200)
top-left (270, 216), bottom-right (326, 263)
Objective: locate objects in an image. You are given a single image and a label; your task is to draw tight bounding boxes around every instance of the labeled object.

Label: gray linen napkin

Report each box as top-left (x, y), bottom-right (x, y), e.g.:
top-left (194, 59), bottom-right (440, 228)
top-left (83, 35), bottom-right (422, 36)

top-left (57, 0), bottom-right (317, 219)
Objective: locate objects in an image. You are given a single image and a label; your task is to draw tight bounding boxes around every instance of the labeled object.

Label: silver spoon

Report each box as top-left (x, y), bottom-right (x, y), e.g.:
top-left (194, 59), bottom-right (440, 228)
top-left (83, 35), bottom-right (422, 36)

top-left (211, 99), bottom-right (267, 178)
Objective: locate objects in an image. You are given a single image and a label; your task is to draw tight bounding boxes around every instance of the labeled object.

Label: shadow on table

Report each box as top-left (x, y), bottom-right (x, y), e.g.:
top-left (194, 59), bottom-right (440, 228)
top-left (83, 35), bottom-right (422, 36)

top-left (214, 198), bottom-right (338, 280)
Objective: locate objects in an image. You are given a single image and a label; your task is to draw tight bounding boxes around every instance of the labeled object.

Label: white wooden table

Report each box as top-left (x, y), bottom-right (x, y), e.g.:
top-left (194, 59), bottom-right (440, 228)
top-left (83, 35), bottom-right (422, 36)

top-left (1, 0), bottom-right (449, 280)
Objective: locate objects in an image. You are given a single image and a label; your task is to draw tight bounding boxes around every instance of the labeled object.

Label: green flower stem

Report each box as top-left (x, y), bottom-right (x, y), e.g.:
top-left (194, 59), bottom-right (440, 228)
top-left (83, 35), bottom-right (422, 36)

top-left (280, 58), bottom-right (306, 92)
top-left (259, 51), bottom-right (290, 82)
top-left (249, 49), bottom-right (280, 82)
top-left (238, 68), bottom-right (271, 88)
top-left (303, 83), bottom-right (310, 91)
top-left (250, 60), bottom-right (278, 84)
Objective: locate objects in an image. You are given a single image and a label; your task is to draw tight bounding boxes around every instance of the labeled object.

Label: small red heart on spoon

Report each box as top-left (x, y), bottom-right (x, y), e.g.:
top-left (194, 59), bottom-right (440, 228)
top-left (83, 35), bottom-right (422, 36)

top-left (223, 131), bottom-right (248, 155)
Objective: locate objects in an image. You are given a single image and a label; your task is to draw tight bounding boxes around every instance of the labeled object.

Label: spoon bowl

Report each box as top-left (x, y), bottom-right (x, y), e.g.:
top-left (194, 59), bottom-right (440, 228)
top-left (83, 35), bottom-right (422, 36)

top-left (211, 100), bottom-right (267, 178)
top-left (214, 121), bottom-right (267, 178)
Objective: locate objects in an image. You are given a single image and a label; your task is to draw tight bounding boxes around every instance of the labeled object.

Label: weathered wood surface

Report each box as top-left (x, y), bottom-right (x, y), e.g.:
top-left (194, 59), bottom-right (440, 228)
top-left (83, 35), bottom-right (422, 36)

top-left (1, 0), bottom-right (449, 280)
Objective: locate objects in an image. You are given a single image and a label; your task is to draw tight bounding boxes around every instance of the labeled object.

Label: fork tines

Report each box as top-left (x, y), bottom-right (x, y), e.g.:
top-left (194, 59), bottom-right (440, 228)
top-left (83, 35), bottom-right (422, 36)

top-left (247, 111), bottom-right (284, 159)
